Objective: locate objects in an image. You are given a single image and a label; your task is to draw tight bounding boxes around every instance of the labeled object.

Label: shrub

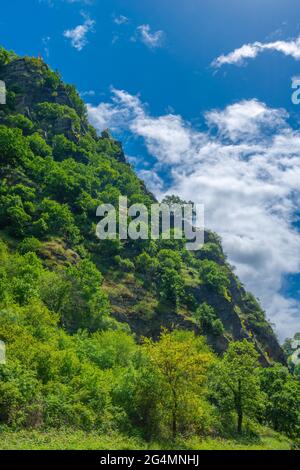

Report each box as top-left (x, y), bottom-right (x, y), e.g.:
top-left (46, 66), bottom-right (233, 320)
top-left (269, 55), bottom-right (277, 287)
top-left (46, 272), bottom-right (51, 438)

top-left (18, 237), bottom-right (42, 255)
top-left (114, 255), bottom-right (135, 272)
top-left (6, 114), bottom-right (34, 135)
top-left (27, 133), bottom-right (52, 157)
top-left (194, 303), bottom-right (225, 335)
top-left (200, 260), bottom-right (230, 297)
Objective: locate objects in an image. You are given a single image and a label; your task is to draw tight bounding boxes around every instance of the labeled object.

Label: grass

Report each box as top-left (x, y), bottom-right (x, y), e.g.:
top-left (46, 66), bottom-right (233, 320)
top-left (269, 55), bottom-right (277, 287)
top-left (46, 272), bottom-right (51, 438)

top-left (0, 428), bottom-right (292, 450)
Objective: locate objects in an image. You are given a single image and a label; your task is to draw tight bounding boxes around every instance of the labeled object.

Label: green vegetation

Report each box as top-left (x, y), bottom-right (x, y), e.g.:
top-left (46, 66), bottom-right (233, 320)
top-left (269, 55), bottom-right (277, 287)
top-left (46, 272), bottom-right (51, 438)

top-left (260, 364), bottom-right (300, 438)
top-left (143, 330), bottom-right (213, 439)
top-left (0, 238), bottom-right (298, 447)
top-left (0, 47), bottom-right (298, 449)
top-left (0, 428), bottom-right (292, 450)
top-left (0, 47), bottom-right (16, 69)
top-left (211, 341), bottom-right (265, 434)
top-left (194, 303), bottom-right (225, 335)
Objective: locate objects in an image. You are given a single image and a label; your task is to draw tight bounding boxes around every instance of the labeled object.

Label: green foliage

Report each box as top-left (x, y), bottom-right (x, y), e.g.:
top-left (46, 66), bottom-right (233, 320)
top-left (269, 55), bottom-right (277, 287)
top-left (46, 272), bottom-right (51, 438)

top-left (52, 134), bottom-right (77, 161)
top-left (0, 361), bottom-right (40, 426)
top-left (243, 292), bottom-right (272, 335)
top-left (0, 236), bottom-right (297, 444)
top-left (65, 84), bottom-right (87, 119)
top-left (199, 242), bottom-right (225, 262)
top-left (210, 340), bottom-right (265, 434)
top-left (0, 125), bottom-right (32, 165)
top-left (63, 259), bottom-right (110, 332)
top-left (0, 48), bottom-right (296, 448)
top-left (0, 194), bottom-right (32, 236)
top-left (135, 252), bottom-right (159, 275)
top-left (0, 428), bottom-right (293, 450)
top-left (143, 330), bottom-right (214, 439)
top-left (0, 47), bottom-right (16, 68)
top-left (37, 198), bottom-right (80, 243)
top-left (43, 69), bottom-right (61, 91)
top-left (27, 133), bottom-right (52, 157)
top-left (36, 102), bottom-right (81, 138)
top-left (194, 303), bottom-right (225, 335)
top-left (18, 237), bottom-right (42, 255)
top-left (114, 255), bottom-right (135, 272)
top-left (75, 330), bottom-right (137, 369)
top-left (39, 258), bottom-right (110, 333)
top-left (157, 249), bottom-right (182, 269)
top-left (159, 267), bottom-right (184, 306)
top-left (0, 248), bottom-right (43, 305)
top-left (36, 102), bottom-right (79, 126)
top-left (260, 364), bottom-right (300, 438)
top-left (200, 260), bottom-right (230, 298)
top-left (6, 114), bottom-right (34, 135)
top-left (0, 240), bottom-right (125, 430)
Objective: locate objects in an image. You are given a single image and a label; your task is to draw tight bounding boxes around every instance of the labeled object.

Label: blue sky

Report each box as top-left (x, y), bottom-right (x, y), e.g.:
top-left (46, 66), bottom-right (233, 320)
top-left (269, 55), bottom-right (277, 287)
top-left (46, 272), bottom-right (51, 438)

top-left (1, 0), bottom-right (300, 339)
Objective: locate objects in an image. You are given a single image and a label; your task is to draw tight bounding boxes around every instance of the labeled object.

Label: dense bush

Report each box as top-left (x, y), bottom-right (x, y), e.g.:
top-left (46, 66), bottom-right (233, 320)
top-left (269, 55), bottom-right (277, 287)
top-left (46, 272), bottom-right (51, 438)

top-left (194, 303), bottom-right (225, 335)
top-left (260, 364), bottom-right (300, 438)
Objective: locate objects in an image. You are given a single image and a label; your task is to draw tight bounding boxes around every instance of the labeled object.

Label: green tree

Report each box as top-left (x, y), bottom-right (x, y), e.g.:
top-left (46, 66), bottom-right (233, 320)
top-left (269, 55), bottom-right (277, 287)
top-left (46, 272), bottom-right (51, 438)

top-left (260, 364), bottom-right (300, 438)
top-left (27, 133), bottom-right (52, 157)
top-left (0, 125), bottom-right (32, 166)
top-left (39, 198), bottom-right (80, 243)
top-left (6, 114), bottom-right (34, 135)
top-left (135, 252), bottom-right (159, 276)
top-left (52, 134), bottom-right (77, 161)
top-left (159, 267), bottom-right (184, 306)
top-left (194, 302), bottom-right (224, 335)
top-left (200, 260), bottom-right (230, 298)
top-left (18, 237), bottom-right (42, 255)
top-left (0, 47), bottom-right (16, 67)
top-left (63, 260), bottom-right (110, 332)
top-left (144, 330), bottom-right (213, 439)
top-left (211, 340), bottom-right (264, 434)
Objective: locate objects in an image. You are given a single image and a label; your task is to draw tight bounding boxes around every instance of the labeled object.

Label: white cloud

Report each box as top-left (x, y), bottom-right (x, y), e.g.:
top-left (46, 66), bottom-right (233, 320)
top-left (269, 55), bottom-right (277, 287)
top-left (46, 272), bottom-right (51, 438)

top-left (135, 24), bottom-right (164, 49)
top-left (87, 92), bottom-right (300, 339)
top-left (40, 0), bottom-right (94, 6)
top-left (80, 90), bottom-right (95, 97)
top-left (42, 36), bottom-right (51, 58)
top-left (138, 169), bottom-right (165, 195)
top-left (114, 15), bottom-right (129, 25)
top-left (63, 14), bottom-right (95, 51)
top-left (65, 0), bottom-right (93, 3)
top-left (87, 88), bottom-right (142, 131)
top-left (87, 102), bottom-right (120, 131)
top-left (205, 100), bottom-right (288, 142)
top-left (213, 35), bottom-right (300, 67)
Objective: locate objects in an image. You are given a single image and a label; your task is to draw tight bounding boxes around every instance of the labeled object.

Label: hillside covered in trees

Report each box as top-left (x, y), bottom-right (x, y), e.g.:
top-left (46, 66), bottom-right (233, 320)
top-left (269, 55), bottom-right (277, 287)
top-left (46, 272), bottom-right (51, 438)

top-left (0, 47), bottom-right (299, 449)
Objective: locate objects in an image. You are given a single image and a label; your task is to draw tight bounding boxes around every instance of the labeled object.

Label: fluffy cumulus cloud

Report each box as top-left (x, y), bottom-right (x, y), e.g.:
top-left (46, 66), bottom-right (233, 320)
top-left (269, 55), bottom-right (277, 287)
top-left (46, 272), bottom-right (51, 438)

top-left (138, 169), bottom-right (165, 194)
top-left (63, 14), bottom-right (95, 51)
top-left (205, 100), bottom-right (288, 142)
top-left (87, 91), bottom-right (300, 339)
top-left (213, 35), bottom-right (300, 67)
top-left (87, 88), bottom-right (142, 131)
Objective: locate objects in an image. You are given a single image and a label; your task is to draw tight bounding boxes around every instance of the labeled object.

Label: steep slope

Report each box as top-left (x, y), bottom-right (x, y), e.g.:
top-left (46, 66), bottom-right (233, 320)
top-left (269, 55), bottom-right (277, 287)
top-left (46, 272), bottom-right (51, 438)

top-left (0, 47), bottom-right (285, 364)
